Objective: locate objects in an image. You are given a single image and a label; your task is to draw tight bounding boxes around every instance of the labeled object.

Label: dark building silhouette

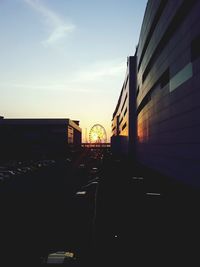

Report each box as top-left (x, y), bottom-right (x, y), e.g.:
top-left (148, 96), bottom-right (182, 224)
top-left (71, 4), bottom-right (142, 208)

top-left (111, 56), bottom-right (137, 156)
top-left (0, 117), bottom-right (81, 159)
top-left (112, 0), bottom-right (200, 186)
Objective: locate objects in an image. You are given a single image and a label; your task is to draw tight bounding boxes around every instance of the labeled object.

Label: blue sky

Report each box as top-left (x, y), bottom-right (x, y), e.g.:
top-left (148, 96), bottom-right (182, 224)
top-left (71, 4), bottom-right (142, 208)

top-left (0, 0), bottom-right (147, 141)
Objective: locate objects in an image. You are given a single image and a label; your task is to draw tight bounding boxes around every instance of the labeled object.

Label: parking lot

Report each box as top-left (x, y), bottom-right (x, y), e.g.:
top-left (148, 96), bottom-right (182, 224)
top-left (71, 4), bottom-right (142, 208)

top-left (0, 148), bottom-right (200, 266)
top-left (0, 148), bottom-right (105, 265)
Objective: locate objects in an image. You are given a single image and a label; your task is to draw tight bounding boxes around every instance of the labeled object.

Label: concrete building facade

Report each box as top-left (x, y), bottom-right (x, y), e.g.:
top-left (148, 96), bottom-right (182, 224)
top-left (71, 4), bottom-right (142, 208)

top-left (112, 0), bottom-right (200, 185)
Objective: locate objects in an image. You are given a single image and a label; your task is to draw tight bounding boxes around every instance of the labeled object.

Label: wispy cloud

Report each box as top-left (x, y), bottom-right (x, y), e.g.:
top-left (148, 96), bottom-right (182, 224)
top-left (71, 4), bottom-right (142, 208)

top-left (0, 82), bottom-right (86, 92)
top-left (78, 60), bottom-right (126, 82)
top-left (0, 81), bottom-right (100, 93)
top-left (24, 0), bottom-right (75, 46)
top-left (0, 59), bottom-right (126, 93)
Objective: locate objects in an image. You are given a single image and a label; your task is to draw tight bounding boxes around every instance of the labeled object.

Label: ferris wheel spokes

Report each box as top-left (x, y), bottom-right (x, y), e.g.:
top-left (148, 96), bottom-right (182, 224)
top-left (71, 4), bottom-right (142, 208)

top-left (89, 124), bottom-right (107, 143)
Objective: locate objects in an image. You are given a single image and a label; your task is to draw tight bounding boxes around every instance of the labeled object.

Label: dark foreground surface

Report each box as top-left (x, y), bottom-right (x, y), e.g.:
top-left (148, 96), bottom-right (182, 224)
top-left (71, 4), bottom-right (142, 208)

top-left (0, 149), bottom-right (200, 266)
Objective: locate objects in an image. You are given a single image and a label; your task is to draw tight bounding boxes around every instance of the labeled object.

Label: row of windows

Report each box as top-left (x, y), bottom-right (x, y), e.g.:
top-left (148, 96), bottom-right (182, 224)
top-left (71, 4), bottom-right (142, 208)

top-left (138, 29), bottom-right (200, 109)
top-left (142, 0), bottom-right (197, 83)
top-left (136, 86), bottom-right (140, 97)
top-left (112, 76), bottom-right (129, 119)
top-left (112, 126), bottom-right (116, 132)
top-left (137, 60), bottom-right (194, 116)
top-left (138, 0), bottom-right (168, 72)
top-left (122, 122), bottom-right (127, 131)
top-left (121, 93), bottom-right (128, 113)
top-left (124, 107), bottom-right (128, 117)
top-left (123, 76), bottom-right (129, 92)
top-left (137, 68), bottom-right (169, 115)
top-left (68, 126), bottom-right (74, 144)
top-left (116, 106), bottom-right (128, 133)
top-left (112, 86), bottom-right (128, 134)
top-left (170, 63), bottom-right (193, 92)
top-left (113, 89), bottom-right (123, 119)
top-left (119, 116), bottom-right (123, 126)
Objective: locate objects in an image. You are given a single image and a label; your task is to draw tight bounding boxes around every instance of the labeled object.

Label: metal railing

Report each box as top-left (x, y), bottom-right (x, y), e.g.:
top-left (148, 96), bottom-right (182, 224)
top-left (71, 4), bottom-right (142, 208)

top-left (81, 143), bottom-right (111, 148)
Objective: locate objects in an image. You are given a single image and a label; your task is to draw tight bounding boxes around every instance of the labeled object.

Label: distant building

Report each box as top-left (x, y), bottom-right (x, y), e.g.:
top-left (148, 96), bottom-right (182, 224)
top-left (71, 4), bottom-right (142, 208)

top-left (111, 56), bottom-right (137, 156)
top-left (111, 0), bottom-right (200, 185)
top-left (0, 118), bottom-right (81, 159)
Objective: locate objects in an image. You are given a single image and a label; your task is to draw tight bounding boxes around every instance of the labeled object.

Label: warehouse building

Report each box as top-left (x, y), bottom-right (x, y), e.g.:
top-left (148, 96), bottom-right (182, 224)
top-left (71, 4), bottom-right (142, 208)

top-left (0, 117), bottom-right (81, 159)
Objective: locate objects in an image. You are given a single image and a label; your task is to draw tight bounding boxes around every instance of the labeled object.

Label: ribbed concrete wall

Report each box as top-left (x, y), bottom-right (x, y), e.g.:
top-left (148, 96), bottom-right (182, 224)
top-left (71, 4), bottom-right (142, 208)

top-left (136, 0), bottom-right (200, 185)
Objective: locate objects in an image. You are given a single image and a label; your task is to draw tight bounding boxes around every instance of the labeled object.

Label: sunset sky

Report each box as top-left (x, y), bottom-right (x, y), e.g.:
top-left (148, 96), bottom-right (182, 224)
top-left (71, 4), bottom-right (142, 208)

top-left (0, 0), bottom-right (147, 142)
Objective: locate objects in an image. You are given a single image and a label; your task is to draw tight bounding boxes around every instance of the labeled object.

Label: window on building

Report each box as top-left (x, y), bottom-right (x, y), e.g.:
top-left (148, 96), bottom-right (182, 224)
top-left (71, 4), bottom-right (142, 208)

top-left (124, 107), bottom-right (128, 116)
top-left (119, 117), bottom-right (123, 125)
top-left (122, 122), bottom-right (127, 131)
top-left (170, 62), bottom-right (193, 92)
top-left (121, 93), bottom-right (128, 113)
top-left (191, 34), bottom-right (200, 61)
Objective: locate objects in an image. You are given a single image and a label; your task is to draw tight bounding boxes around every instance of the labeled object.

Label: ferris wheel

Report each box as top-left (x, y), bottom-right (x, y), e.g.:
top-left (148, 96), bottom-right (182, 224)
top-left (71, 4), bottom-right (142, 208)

top-left (89, 124), bottom-right (107, 143)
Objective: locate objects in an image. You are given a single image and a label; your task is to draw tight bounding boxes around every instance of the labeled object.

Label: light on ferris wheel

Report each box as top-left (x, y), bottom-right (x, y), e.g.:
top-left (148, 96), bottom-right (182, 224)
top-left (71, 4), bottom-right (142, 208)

top-left (89, 124), bottom-right (107, 143)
